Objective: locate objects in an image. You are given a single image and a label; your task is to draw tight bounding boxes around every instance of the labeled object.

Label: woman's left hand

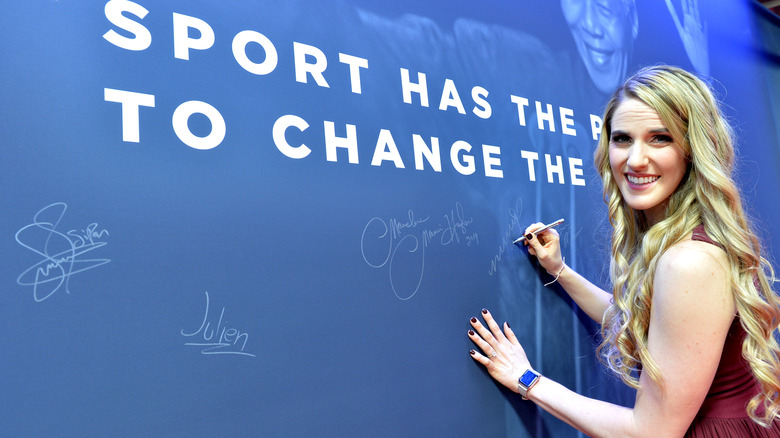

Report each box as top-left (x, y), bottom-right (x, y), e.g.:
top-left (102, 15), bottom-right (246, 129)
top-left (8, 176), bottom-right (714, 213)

top-left (468, 309), bottom-right (532, 393)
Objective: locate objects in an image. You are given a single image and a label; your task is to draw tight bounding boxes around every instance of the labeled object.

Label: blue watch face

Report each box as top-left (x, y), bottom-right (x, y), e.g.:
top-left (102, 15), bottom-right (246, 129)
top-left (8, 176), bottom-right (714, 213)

top-left (519, 370), bottom-right (538, 386)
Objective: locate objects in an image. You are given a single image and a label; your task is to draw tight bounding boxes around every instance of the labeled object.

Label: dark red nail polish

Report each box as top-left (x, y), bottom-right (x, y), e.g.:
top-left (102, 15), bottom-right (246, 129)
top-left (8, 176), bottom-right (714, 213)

top-left (470, 349), bottom-right (476, 356)
top-left (470, 317), bottom-right (477, 323)
top-left (468, 330), bottom-right (475, 336)
top-left (525, 233), bottom-right (533, 241)
top-left (482, 308), bottom-right (488, 314)
top-left (505, 322), bottom-right (511, 328)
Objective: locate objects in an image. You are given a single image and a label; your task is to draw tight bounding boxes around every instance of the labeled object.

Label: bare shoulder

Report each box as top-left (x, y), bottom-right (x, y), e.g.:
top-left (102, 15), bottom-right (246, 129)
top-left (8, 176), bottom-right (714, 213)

top-left (654, 236), bottom-right (734, 314)
top-left (657, 237), bottom-right (729, 276)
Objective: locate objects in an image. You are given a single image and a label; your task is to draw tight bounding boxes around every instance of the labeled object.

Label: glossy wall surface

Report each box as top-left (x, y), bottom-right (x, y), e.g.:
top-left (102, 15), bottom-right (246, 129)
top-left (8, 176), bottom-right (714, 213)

top-left (1, 1), bottom-right (778, 436)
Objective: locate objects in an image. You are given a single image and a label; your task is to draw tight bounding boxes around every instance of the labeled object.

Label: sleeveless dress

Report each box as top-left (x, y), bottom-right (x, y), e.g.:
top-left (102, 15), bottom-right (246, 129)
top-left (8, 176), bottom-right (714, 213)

top-left (683, 226), bottom-right (780, 437)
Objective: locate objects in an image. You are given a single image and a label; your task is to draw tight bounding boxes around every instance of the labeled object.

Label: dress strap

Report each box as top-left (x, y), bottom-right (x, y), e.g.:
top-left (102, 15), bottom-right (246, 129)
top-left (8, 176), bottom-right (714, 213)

top-left (692, 224), bottom-right (724, 250)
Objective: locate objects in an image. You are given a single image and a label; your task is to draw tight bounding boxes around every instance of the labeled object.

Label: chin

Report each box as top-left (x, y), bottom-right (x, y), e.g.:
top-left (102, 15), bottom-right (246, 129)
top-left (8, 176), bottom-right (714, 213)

top-left (586, 66), bottom-right (620, 93)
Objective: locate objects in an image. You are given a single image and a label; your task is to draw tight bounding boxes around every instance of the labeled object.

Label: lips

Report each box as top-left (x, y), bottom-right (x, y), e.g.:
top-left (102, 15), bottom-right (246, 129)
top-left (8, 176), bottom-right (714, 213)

top-left (626, 174), bottom-right (660, 185)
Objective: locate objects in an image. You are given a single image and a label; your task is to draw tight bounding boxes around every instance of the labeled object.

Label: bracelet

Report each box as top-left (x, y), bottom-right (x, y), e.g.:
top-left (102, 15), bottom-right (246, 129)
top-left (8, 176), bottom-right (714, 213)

top-left (543, 257), bottom-right (565, 286)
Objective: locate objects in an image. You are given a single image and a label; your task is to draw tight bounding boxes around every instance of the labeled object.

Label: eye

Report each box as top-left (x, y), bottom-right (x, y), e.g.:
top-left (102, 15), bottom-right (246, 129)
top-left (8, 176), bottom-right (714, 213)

top-left (651, 134), bottom-right (674, 145)
top-left (610, 134), bottom-right (631, 145)
top-left (597, 3), bottom-right (615, 19)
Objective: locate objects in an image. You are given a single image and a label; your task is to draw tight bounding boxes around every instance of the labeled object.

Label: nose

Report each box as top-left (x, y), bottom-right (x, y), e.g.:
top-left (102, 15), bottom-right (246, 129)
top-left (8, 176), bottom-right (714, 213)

top-left (626, 143), bottom-right (649, 170)
top-left (581, 0), bottom-right (605, 38)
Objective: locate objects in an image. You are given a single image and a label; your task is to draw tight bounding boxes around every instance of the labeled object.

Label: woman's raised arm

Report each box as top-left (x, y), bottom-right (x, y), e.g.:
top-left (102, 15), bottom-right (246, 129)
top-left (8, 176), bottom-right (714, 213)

top-left (523, 223), bottom-right (613, 323)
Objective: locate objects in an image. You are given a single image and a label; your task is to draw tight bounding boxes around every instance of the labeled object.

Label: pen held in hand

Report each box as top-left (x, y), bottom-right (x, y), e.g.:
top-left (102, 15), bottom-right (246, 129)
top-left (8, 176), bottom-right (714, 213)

top-left (513, 218), bottom-right (565, 245)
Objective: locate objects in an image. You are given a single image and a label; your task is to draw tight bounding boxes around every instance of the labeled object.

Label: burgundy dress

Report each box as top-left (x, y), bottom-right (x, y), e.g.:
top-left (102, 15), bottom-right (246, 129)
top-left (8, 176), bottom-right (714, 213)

top-left (684, 226), bottom-right (780, 437)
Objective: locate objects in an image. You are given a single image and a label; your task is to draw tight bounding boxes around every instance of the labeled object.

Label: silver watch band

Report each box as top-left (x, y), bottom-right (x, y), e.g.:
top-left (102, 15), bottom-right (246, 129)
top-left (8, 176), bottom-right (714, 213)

top-left (518, 369), bottom-right (541, 400)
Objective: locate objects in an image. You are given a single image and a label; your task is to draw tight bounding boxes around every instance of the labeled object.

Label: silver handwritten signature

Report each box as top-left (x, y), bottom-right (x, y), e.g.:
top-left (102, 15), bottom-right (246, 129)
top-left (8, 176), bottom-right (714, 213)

top-left (15, 202), bottom-right (111, 302)
top-left (488, 197), bottom-right (524, 276)
top-left (181, 291), bottom-right (256, 357)
top-left (361, 202), bottom-right (479, 300)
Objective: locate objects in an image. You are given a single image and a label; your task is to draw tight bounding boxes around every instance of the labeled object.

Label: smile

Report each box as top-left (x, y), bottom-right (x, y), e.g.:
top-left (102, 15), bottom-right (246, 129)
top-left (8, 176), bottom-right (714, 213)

top-left (584, 42), bottom-right (612, 67)
top-left (626, 175), bottom-right (660, 185)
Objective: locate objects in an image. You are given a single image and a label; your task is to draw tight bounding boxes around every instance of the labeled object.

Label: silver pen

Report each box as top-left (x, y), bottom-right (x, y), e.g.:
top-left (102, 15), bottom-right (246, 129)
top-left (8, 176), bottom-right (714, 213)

top-left (513, 218), bottom-right (565, 244)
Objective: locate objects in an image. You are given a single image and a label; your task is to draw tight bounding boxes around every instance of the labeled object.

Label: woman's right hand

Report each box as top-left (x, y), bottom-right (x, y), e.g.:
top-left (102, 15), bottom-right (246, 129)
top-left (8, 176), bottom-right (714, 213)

top-left (522, 222), bottom-right (564, 276)
top-left (524, 223), bottom-right (613, 324)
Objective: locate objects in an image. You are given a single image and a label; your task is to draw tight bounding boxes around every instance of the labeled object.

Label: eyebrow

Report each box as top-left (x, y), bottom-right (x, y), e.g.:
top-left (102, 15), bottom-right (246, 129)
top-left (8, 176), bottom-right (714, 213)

top-left (610, 128), bottom-right (671, 136)
top-left (649, 128), bottom-right (671, 134)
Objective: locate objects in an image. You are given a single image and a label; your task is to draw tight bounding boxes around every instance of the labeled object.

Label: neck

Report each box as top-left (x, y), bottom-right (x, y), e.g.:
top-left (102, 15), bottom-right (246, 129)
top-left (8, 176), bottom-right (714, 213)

top-left (643, 202), bottom-right (668, 227)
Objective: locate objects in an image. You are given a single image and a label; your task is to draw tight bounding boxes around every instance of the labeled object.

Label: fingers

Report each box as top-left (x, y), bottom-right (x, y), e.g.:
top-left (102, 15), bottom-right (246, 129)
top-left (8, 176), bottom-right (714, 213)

top-left (469, 348), bottom-right (492, 366)
top-left (664, 0), bottom-right (684, 32)
top-left (483, 308), bottom-right (506, 340)
top-left (503, 321), bottom-right (519, 345)
top-left (522, 223), bottom-right (543, 254)
top-left (471, 309), bottom-right (506, 343)
top-left (468, 309), bottom-right (515, 362)
top-left (469, 316), bottom-right (495, 354)
top-left (468, 327), bottom-right (496, 360)
top-left (525, 230), bottom-right (560, 259)
top-left (522, 222), bottom-right (544, 245)
top-left (522, 223), bottom-right (559, 246)
top-left (522, 221), bottom-right (563, 272)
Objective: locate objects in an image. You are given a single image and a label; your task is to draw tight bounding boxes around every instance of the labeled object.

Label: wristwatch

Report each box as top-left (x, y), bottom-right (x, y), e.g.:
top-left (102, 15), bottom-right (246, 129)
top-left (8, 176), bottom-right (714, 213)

top-left (518, 369), bottom-right (541, 400)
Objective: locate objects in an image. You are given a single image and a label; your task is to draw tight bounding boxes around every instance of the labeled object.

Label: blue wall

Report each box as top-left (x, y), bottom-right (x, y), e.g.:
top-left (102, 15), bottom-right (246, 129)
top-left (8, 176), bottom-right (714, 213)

top-left (1, 1), bottom-right (778, 436)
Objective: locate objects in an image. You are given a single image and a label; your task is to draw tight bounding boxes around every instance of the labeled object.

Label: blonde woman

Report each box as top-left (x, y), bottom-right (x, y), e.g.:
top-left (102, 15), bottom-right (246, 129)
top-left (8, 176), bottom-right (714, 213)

top-left (468, 65), bottom-right (780, 437)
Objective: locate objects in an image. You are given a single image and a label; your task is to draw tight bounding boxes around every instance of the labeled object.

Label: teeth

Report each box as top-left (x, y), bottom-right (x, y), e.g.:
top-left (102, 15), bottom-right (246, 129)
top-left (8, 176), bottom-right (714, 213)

top-left (627, 175), bottom-right (659, 185)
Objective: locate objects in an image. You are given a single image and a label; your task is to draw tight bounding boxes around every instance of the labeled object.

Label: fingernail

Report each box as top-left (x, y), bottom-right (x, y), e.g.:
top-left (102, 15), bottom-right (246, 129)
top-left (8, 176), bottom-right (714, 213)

top-left (468, 330), bottom-right (475, 336)
top-left (525, 233), bottom-right (533, 241)
top-left (470, 317), bottom-right (477, 323)
top-left (482, 308), bottom-right (488, 314)
top-left (505, 322), bottom-right (511, 328)
top-left (470, 349), bottom-right (476, 356)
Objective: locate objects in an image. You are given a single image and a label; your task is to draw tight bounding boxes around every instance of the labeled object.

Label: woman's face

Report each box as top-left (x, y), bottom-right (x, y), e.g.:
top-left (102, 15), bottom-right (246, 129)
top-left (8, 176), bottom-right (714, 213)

top-left (608, 98), bottom-right (688, 225)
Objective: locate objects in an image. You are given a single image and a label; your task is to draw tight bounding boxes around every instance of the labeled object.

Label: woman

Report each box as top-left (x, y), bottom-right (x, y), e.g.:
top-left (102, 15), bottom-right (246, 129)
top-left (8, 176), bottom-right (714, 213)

top-left (468, 65), bottom-right (780, 437)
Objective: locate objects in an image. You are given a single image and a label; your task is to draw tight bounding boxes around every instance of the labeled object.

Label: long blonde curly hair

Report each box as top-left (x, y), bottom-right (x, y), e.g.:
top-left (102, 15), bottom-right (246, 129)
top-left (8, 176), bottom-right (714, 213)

top-left (593, 65), bottom-right (780, 426)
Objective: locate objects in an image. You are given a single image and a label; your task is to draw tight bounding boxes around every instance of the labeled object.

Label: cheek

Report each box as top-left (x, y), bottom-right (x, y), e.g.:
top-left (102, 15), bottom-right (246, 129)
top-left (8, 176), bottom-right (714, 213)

top-left (659, 150), bottom-right (688, 180)
top-left (670, 161), bottom-right (689, 189)
top-left (604, 20), bottom-right (629, 48)
top-left (608, 149), bottom-right (623, 175)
